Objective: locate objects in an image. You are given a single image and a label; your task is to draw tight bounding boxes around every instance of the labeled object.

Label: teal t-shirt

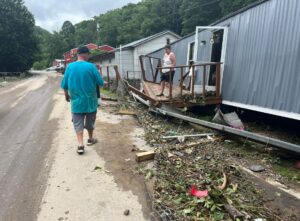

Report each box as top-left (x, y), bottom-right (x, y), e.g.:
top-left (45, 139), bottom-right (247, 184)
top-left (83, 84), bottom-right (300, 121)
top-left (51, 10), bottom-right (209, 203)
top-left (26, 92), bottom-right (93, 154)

top-left (61, 61), bottom-right (104, 113)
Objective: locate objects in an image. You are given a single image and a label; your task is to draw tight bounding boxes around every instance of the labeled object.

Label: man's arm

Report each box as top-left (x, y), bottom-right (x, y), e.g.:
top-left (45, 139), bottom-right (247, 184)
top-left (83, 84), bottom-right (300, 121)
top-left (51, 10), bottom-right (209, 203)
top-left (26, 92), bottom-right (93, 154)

top-left (64, 89), bottom-right (70, 102)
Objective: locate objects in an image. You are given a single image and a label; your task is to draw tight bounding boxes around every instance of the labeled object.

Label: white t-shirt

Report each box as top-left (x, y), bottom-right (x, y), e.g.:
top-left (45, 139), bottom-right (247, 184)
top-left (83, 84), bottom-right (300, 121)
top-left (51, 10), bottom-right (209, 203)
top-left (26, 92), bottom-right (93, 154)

top-left (162, 52), bottom-right (175, 73)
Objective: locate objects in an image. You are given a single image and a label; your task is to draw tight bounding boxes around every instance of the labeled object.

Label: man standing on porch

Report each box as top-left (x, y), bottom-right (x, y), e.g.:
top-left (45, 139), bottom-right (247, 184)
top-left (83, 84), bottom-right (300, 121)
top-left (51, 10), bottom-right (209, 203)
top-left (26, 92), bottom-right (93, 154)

top-left (157, 45), bottom-right (176, 97)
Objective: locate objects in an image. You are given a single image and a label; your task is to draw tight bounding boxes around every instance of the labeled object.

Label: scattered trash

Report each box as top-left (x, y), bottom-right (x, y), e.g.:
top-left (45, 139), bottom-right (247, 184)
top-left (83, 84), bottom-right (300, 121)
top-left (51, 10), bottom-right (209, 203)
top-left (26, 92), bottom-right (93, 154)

top-left (125, 158), bottom-right (131, 162)
top-left (250, 165), bottom-right (265, 172)
top-left (213, 109), bottom-right (245, 130)
top-left (295, 161), bottom-right (300, 169)
top-left (123, 209), bottom-right (130, 216)
top-left (173, 151), bottom-right (184, 157)
top-left (254, 219), bottom-right (267, 221)
top-left (219, 173), bottom-right (227, 190)
top-left (189, 185), bottom-right (208, 198)
top-left (94, 166), bottom-right (102, 171)
top-left (131, 146), bottom-right (140, 152)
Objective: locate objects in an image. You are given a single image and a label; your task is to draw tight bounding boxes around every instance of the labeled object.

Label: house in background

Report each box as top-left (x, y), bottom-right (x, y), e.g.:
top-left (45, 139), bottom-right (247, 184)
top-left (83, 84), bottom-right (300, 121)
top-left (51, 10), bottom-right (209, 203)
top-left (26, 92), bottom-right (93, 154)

top-left (64, 43), bottom-right (114, 66)
top-left (90, 30), bottom-right (181, 78)
top-left (146, 0), bottom-right (300, 121)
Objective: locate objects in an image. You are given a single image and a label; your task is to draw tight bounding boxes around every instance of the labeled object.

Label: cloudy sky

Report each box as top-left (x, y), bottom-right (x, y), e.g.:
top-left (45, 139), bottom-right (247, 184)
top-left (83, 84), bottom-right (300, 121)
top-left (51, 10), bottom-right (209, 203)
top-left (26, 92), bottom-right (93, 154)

top-left (24, 0), bottom-right (141, 32)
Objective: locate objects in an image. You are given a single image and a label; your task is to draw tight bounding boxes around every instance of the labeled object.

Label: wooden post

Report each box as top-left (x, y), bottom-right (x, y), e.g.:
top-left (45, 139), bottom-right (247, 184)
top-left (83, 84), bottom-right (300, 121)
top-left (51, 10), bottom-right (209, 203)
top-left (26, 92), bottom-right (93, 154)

top-left (216, 63), bottom-right (221, 97)
top-left (107, 66), bottom-right (110, 90)
top-left (154, 59), bottom-right (161, 83)
top-left (139, 56), bottom-right (146, 81)
top-left (169, 69), bottom-right (173, 99)
top-left (203, 65), bottom-right (206, 97)
top-left (100, 67), bottom-right (103, 76)
top-left (149, 57), bottom-right (155, 82)
top-left (180, 67), bottom-right (183, 96)
top-left (192, 65), bottom-right (195, 97)
top-left (127, 71), bottom-right (129, 80)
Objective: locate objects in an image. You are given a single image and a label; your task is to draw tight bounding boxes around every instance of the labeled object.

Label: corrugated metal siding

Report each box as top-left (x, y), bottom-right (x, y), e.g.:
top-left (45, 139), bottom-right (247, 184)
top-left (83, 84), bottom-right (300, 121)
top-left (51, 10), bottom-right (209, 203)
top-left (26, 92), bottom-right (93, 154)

top-left (220, 0), bottom-right (300, 115)
top-left (147, 0), bottom-right (300, 118)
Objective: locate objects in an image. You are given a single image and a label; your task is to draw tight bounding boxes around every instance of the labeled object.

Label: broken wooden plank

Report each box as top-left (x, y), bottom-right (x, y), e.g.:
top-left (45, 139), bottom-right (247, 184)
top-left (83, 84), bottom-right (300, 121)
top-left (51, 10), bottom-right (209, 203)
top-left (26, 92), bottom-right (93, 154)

top-left (101, 96), bottom-right (118, 102)
top-left (116, 110), bottom-right (137, 116)
top-left (135, 150), bottom-right (155, 162)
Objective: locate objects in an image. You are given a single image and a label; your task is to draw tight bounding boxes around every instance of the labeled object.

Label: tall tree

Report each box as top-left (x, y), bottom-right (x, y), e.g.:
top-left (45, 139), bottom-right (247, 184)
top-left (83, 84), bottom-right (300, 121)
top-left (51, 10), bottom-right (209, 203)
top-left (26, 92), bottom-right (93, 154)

top-left (60, 21), bottom-right (76, 49)
top-left (74, 20), bottom-right (98, 46)
top-left (32, 26), bottom-right (52, 69)
top-left (0, 0), bottom-right (38, 72)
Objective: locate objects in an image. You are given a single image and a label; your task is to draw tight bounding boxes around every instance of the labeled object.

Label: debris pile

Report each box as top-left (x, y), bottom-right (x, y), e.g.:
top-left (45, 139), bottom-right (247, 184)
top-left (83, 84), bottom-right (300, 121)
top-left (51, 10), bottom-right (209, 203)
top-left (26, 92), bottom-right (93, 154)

top-left (133, 108), bottom-right (281, 221)
top-left (120, 101), bottom-right (299, 221)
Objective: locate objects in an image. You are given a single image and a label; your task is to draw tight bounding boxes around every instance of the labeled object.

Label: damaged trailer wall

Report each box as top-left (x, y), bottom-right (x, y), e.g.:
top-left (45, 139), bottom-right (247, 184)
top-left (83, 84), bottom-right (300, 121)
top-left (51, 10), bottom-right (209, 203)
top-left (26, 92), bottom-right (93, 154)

top-left (147, 0), bottom-right (300, 121)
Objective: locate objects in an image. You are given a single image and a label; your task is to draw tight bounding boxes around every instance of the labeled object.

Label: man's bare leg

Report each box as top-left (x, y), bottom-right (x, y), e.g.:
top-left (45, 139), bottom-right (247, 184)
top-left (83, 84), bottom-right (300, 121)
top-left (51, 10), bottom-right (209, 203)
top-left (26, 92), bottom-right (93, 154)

top-left (76, 131), bottom-right (84, 146)
top-left (88, 130), bottom-right (93, 139)
top-left (158, 81), bottom-right (165, 96)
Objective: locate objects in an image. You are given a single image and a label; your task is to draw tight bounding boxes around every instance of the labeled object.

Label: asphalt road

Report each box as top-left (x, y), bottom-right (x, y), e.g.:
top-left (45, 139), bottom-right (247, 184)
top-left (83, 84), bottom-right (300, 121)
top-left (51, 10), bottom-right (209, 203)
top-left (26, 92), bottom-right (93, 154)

top-left (0, 72), bottom-right (60, 221)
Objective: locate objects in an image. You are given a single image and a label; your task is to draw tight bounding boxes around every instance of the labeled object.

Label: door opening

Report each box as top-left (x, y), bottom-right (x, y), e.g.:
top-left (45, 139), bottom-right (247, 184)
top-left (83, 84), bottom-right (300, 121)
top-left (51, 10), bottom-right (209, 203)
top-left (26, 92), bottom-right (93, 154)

top-left (209, 30), bottom-right (224, 85)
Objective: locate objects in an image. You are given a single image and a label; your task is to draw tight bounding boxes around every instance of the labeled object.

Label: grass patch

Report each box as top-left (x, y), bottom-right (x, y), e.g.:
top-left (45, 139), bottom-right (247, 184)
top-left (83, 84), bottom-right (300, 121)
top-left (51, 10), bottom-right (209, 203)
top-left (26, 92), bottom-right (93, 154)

top-left (273, 162), bottom-right (300, 183)
top-left (100, 88), bottom-right (118, 100)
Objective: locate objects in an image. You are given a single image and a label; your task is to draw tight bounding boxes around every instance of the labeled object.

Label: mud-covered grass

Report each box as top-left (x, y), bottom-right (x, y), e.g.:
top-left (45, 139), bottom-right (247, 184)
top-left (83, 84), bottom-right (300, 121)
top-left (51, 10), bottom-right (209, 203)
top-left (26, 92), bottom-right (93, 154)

top-left (100, 88), bottom-right (118, 99)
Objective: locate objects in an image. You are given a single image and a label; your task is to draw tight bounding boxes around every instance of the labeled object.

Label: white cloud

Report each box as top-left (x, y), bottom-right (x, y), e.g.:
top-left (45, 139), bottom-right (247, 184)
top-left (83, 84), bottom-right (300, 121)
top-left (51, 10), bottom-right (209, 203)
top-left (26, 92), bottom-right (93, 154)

top-left (24, 0), bottom-right (141, 32)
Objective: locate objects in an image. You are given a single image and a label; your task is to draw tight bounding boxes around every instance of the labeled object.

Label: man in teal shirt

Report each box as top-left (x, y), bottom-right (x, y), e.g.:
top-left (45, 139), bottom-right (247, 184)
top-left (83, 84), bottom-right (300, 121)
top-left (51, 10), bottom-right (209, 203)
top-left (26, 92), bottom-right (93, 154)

top-left (61, 46), bottom-right (104, 154)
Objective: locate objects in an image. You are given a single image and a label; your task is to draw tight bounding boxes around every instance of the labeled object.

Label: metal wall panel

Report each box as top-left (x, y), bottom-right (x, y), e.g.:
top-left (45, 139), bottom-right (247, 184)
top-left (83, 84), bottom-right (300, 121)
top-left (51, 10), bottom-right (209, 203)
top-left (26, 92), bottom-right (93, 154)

top-left (219, 0), bottom-right (300, 116)
top-left (147, 0), bottom-right (300, 119)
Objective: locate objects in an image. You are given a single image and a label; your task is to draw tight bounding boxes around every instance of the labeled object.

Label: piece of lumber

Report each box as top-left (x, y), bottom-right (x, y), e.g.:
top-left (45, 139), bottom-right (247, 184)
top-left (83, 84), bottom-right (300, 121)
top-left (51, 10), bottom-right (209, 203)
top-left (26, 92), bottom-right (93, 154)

top-left (101, 96), bottom-right (118, 102)
top-left (116, 110), bottom-right (137, 116)
top-left (135, 151), bottom-right (155, 162)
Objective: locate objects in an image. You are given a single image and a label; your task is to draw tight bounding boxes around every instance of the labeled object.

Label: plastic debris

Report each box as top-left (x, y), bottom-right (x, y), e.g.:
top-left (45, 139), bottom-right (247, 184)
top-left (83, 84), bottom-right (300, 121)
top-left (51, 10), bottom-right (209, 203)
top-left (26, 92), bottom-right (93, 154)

top-left (189, 185), bottom-right (208, 198)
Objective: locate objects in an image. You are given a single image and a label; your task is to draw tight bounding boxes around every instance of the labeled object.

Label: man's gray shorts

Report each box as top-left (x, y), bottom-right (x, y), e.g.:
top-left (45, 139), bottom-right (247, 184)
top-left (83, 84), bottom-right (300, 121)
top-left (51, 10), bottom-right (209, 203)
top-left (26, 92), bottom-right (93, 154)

top-left (72, 112), bottom-right (97, 133)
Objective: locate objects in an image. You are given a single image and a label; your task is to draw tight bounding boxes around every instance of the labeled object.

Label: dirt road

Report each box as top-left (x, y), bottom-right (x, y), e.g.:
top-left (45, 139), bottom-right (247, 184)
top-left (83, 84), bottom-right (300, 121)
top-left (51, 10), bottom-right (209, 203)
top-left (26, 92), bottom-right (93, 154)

top-left (0, 72), bottom-right (59, 220)
top-left (0, 72), bottom-right (150, 221)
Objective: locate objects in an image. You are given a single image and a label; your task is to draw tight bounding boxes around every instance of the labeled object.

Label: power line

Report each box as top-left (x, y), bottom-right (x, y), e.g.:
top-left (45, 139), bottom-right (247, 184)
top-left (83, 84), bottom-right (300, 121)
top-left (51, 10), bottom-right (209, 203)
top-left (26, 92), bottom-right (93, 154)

top-left (184, 0), bottom-right (221, 13)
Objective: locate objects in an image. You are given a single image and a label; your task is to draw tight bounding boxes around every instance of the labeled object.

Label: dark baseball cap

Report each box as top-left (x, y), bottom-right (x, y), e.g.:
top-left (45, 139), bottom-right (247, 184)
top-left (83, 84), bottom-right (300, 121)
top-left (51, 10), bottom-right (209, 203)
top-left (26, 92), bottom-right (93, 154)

top-left (77, 46), bottom-right (90, 54)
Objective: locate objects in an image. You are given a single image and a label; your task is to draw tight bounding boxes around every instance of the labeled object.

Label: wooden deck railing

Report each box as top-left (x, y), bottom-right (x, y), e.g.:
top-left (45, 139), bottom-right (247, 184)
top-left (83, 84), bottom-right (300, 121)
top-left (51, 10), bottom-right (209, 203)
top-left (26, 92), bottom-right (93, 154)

top-left (139, 55), bottom-right (222, 99)
top-left (98, 65), bottom-right (121, 89)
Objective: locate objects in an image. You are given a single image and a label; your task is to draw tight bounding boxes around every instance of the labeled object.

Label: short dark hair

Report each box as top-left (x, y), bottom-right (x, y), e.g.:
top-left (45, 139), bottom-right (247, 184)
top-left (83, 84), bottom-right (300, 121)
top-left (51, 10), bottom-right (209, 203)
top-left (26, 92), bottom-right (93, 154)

top-left (77, 46), bottom-right (90, 54)
top-left (165, 44), bottom-right (171, 50)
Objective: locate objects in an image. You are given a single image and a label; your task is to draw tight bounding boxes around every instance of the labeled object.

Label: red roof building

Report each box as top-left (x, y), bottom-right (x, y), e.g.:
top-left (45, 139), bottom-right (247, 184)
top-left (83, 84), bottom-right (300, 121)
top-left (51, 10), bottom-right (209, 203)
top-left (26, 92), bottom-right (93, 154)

top-left (63, 43), bottom-right (114, 66)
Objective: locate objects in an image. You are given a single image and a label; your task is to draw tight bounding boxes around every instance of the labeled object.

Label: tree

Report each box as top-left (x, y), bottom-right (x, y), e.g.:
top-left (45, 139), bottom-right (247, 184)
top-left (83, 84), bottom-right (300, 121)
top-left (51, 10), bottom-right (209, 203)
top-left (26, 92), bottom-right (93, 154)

top-left (32, 26), bottom-right (52, 69)
top-left (180, 0), bottom-right (222, 35)
top-left (219, 0), bottom-right (257, 16)
top-left (74, 20), bottom-right (98, 46)
top-left (0, 0), bottom-right (38, 72)
top-left (60, 21), bottom-right (76, 49)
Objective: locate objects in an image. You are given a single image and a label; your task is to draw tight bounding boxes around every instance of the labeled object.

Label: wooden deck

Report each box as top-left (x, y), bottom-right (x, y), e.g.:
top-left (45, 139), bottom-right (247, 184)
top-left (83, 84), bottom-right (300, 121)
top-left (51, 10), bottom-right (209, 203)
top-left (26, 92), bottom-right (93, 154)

top-left (142, 81), bottom-right (190, 101)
